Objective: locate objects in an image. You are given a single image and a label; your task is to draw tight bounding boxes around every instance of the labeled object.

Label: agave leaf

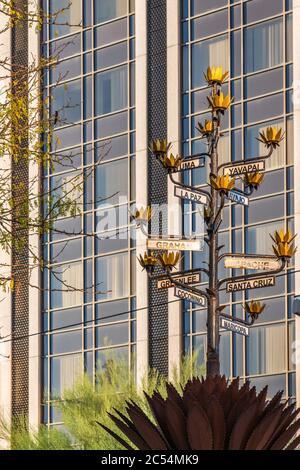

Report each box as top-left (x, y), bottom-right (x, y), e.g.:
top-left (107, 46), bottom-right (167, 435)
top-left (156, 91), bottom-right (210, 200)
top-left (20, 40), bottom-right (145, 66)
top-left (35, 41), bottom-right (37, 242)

top-left (97, 421), bottom-right (134, 450)
top-left (229, 401), bottom-right (262, 450)
top-left (108, 412), bottom-right (150, 450)
top-left (164, 398), bottom-right (190, 450)
top-left (268, 405), bottom-right (300, 447)
top-left (206, 396), bottom-right (226, 450)
top-left (270, 418), bottom-right (300, 450)
top-left (245, 407), bottom-right (283, 450)
top-left (187, 404), bottom-right (213, 450)
top-left (285, 434), bottom-right (300, 451)
top-left (126, 406), bottom-right (168, 450)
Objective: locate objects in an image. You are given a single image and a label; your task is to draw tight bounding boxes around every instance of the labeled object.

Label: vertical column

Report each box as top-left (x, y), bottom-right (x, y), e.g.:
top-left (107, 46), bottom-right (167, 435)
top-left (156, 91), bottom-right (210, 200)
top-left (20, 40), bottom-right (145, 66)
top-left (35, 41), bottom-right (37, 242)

top-left (167, 0), bottom-right (182, 378)
top-left (293, 0), bottom-right (300, 406)
top-left (135, 0), bottom-right (149, 387)
top-left (147, 0), bottom-right (168, 374)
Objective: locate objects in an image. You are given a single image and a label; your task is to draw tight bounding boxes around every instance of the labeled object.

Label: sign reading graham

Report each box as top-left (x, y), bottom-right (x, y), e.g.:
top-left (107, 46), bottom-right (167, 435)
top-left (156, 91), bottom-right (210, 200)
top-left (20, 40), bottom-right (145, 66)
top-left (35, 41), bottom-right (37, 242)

top-left (174, 186), bottom-right (208, 206)
top-left (173, 158), bottom-right (204, 173)
top-left (157, 273), bottom-right (201, 290)
top-left (224, 256), bottom-right (281, 271)
top-left (223, 160), bottom-right (265, 177)
top-left (227, 190), bottom-right (249, 206)
top-left (174, 286), bottom-right (206, 307)
top-left (226, 276), bottom-right (275, 293)
top-left (147, 238), bottom-right (202, 252)
top-left (220, 317), bottom-right (249, 337)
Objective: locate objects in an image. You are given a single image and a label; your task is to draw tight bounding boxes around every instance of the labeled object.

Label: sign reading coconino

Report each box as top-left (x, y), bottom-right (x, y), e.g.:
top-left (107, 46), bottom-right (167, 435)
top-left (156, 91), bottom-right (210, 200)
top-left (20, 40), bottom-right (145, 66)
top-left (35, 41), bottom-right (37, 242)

top-left (223, 160), bottom-right (265, 177)
top-left (147, 238), bottom-right (202, 252)
top-left (226, 276), bottom-right (275, 293)
top-left (174, 286), bottom-right (206, 307)
top-left (220, 317), bottom-right (249, 337)
top-left (174, 186), bottom-right (208, 206)
top-left (157, 273), bottom-right (201, 290)
top-left (173, 158), bottom-right (205, 173)
top-left (224, 256), bottom-right (281, 271)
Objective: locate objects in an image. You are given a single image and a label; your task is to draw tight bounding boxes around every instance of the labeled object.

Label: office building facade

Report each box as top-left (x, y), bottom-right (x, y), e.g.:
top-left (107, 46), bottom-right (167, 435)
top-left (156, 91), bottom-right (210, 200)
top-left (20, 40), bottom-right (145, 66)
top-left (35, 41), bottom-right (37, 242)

top-left (0, 0), bottom-right (299, 430)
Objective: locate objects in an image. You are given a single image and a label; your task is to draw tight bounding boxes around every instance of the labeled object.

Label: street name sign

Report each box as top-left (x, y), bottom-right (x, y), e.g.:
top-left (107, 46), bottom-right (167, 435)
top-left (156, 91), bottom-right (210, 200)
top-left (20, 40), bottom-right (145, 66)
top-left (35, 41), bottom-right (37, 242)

top-left (224, 256), bottom-right (281, 271)
top-left (226, 276), bottom-right (275, 293)
top-left (173, 158), bottom-right (205, 173)
top-left (220, 317), bottom-right (249, 337)
top-left (174, 286), bottom-right (206, 307)
top-left (223, 160), bottom-right (265, 177)
top-left (147, 238), bottom-right (202, 252)
top-left (157, 273), bottom-right (201, 290)
top-left (174, 186), bottom-right (208, 206)
top-left (227, 190), bottom-right (249, 206)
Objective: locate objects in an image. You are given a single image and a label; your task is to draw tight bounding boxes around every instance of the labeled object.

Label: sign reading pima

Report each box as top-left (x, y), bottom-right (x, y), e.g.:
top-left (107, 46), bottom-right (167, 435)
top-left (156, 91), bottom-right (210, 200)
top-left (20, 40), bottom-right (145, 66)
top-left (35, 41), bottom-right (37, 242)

top-left (220, 317), bottom-right (249, 337)
top-left (173, 158), bottom-right (204, 173)
top-left (227, 190), bottom-right (249, 206)
top-left (147, 238), bottom-right (202, 252)
top-left (174, 186), bottom-right (208, 206)
top-left (223, 160), bottom-right (265, 177)
top-left (157, 273), bottom-right (201, 290)
top-left (174, 286), bottom-right (206, 307)
top-left (224, 256), bottom-right (281, 271)
top-left (226, 276), bottom-right (275, 293)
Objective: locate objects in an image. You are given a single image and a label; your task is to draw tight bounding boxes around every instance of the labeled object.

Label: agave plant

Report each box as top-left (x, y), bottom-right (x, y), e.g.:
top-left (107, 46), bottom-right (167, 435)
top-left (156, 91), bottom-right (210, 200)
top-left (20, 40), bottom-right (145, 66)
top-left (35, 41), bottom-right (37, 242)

top-left (158, 153), bottom-right (183, 171)
top-left (244, 172), bottom-right (264, 190)
top-left (244, 300), bottom-right (266, 321)
top-left (138, 252), bottom-right (158, 272)
top-left (204, 66), bottom-right (229, 86)
top-left (257, 127), bottom-right (285, 149)
top-left (270, 230), bottom-right (297, 259)
top-left (149, 139), bottom-right (171, 157)
top-left (100, 375), bottom-right (300, 450)
top-left (197, 120), bottom-right (214, 138)
top-left (131, 206), bottom-right (152, 225)
top-left (157, 252), bottom-right (180, 271)
top-left (210, 174), bottom-right (235, 193)
top-left (207, 92), bottom-right (233, 114)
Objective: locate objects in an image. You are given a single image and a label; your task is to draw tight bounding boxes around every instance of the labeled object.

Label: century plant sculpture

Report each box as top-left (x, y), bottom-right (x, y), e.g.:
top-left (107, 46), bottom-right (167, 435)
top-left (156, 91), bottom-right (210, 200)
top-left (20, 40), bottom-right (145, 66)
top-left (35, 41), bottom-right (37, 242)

top-left (133, 66), bottom-right (297, 377)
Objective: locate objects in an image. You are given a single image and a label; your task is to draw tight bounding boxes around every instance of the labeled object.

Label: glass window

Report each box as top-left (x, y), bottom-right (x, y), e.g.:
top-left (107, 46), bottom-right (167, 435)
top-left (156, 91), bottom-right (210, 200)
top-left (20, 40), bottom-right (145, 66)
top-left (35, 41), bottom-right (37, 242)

top-left (249, 374), bottom-right (286, 397)
top-left (51, 307), bottom-right (82, 330)
top-left (244, 18), bottom-right (283, 74)
top-left (96, 252), bottom-right (129, 300)
top-left (51, 262), bottom-right (83, 309)
top-left (244, 68), bottom-right (283, 99)
top-left (96, 322), bottom-right (129, 348)
top-left (51, 79), bottom-right (81, 127)
top-left (94, 0), bottom-right (127, 25)
top-left (50, 34), bottom-right (81, 60)
top-left (51, 216), bottom-right (82, 241)
top-left (96, 346), bottom-right (129, 370)
top-left (96, 134), bottom-right (128, 162)
top-left (245, 119), bottom-right (284, 169)
top-left (245, 93), bottom-right (283, 125)
top-left (50, 0), bottom-right (81, 38)
top-left (95, 18), bottom-right (127, 48)
top-left (247, 324), bottom-right (286, 375)
top-left (247, 195), bottom-right (284, 224)
top-left (50, 57), bottom-right (81, 84)
top-left (95, 111), bottom-right (128, 139)
top-left (51, 330), bottom-right (82, 354)
top-left (95, 66), bottom-right (128, 116)
top-left (191, 0), bottom-right (227, 15)
top-left (95, 42), bottom-right (128, 71)
top-left (246, 220), bottom-right (284, 255)
top-left (51, 354), bottom-right (82, 398)
top-left (51, 238), bottom-right (82, 263)
top-left (96, 299), bottom-right (129, 324)
top-left (96, 159), bottom-right (128, 209)
top-left (53, 124), bottom-right (81, 151)
top-left (192, 34), bottom-right (229, 89)
top-left (192, 10), bottom-right (228, 41)
top-left (244, 0), bottom-right (283, 24)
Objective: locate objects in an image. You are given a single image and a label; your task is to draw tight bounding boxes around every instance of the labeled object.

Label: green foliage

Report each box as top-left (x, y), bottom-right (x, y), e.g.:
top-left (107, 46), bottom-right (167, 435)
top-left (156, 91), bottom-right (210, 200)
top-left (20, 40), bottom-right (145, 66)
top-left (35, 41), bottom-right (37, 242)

top-left (1, 354), bottom-right (205, 450)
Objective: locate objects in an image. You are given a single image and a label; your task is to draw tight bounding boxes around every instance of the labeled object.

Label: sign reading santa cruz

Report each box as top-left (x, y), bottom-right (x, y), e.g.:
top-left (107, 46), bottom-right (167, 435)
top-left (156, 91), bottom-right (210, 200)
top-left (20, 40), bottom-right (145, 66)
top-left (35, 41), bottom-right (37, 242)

top-left (174, 286), bottom-right (206, 307)
top-left (224, 256), bottom-right (281, 271)
top-left (223, 160), bottom-right (265, 177)
top-left (226, 276), bottom-right (275, 293)
top-left (147, 238), bottom-right (202, 252)
top-left (174, 186), bottom-right (208, 206)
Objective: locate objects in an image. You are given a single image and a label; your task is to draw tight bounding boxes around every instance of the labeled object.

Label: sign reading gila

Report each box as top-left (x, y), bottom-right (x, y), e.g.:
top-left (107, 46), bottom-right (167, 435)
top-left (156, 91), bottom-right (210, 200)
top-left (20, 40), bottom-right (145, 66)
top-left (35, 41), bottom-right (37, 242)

top-left (226, 276), bottom-right (275, 293)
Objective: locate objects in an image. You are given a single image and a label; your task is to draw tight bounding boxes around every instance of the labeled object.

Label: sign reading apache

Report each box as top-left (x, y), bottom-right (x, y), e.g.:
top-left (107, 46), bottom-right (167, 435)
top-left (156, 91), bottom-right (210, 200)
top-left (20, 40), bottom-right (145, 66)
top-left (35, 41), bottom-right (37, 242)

top-left (147, 238), bottom-right (202, 252)
top-left (227, 190), bottom-right (249, 206)
top-left (173, 158), bottom-right (205, 173)
top-left (223, 160), bottom-right (265, 177)
top-left (174, 186), bottom-right (208, 206)
top-left (174, 286), bottom-right (206, 307)
top-left (226, 276), bottom-right (275, 293)
top-left (224, 256), bottom-right (281, 271)
top-left (220, 317), bottom-right (249, 337)
top-left (157, 273), bottom-right (201, 290)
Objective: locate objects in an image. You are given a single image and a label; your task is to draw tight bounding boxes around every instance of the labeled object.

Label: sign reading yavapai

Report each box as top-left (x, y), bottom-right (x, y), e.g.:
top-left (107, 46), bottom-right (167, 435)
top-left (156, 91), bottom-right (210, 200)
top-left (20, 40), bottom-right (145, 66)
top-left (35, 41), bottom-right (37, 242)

top-left (147, 238), bottom-right (202, 252)
top-left (226, 276), bottom-right (275, 293)
top-left (223, 160), bottom-right (265, 177)
top-left (173, 158), bottom-right (205, 173)
top-left (220, 317), bottom-right (249, 337)
top-left (174, 186), bottom-right (208, 206)
top-left (174, 286), bottom-right (206, 307)
top-left (224, 256), bottom-right (281, 271)
top-left (157, 273), bottom-right (201, 290)
top-left (227, 190), bottom-right (249, 206)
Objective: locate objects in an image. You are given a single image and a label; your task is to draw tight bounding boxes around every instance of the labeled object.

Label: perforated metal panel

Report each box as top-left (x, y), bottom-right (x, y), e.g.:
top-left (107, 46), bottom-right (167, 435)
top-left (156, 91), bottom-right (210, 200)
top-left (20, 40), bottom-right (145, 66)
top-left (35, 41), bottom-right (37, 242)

top-left (11, 0), bottom-right (29, 417)
top-left (147, 0), bottom-right (168, 375)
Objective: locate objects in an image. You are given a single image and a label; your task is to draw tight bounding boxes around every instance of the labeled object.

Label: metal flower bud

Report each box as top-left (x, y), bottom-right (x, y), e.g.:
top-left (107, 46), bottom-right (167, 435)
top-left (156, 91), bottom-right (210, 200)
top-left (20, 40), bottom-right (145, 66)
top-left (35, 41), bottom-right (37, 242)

top-left (257, 127), bottom-right (285, 149)
top-left (204, 66), bottom-right (229, 86)
top-left (197, 120), bottom-right (214, 138)
top-left (210, 174), bottom-right (235, 193)
top-left (244, 172), bottom-right (264, 190)
top-left (138, 252), bottom-right (158, 272)
top-left (207, 92), bottom-right (233, 114)
top-left (149, 139), bottom-right (171, 158)
top-left (158, 153), bottom-right (183, 172)
top-left (157, 252), bottom-right (180, 271)
top-left (245, 301), bottom-right (266, 321)
top-left (270, 230), bottom-right (297, 260)
top-left (131, 206), bottom-right (152, 225)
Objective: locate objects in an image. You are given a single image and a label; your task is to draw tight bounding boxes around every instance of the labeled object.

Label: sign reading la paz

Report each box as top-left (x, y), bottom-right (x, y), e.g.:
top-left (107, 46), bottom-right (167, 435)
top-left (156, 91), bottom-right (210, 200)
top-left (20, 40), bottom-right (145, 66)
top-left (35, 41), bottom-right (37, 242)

top-left (157, 273), bottom-right (201, 290)
top-left (227, 190), bottom-right (249, 206)
top-left (174, 286), bottom-right (206, 307)
top-left (226, 276), bottom-right (275, 293)
top-left (224, 256), bottom-right (281, 271)
top-left (220, 317), bottom-right (249, 337)
top-left (223, 160), bottom-right (265, 177)
top-left (174, 186), bottom-right (208, 206)
top-left (147, 238), bottom-right (202, 252)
